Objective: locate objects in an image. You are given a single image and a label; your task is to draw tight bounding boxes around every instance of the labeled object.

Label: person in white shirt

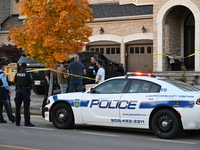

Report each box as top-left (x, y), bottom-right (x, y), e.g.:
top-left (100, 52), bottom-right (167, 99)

top-left (95, 60), bottom-right (105, 84)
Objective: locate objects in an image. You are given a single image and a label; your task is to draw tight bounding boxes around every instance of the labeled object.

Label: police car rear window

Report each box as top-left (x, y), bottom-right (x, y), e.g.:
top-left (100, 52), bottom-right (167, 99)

top-left (159, 79), bottom-right (199, 91)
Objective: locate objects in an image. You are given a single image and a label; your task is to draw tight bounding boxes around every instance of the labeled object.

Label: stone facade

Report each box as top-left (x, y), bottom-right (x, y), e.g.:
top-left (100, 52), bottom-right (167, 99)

top-left (0, 33), bottom-right (9, 44)
top-left (120, 0), bottom-right (153, 5)
top-left (89, 18), bottom-right (153, 36)
top-left (153, 0), bottom-right (200, 72)
top-left (10, 0), bottom-right (20, 15)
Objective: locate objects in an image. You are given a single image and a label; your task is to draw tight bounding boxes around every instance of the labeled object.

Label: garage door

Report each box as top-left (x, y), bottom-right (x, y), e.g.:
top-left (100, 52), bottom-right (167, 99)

top-left (127, 45), bottom-right (153, 73)
top-left (88, 46), bottom-right (120, 63)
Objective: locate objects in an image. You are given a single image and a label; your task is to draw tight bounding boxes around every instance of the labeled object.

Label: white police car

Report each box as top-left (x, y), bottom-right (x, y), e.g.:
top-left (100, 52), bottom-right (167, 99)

top-left (44, 73), bottom-right (200, 139)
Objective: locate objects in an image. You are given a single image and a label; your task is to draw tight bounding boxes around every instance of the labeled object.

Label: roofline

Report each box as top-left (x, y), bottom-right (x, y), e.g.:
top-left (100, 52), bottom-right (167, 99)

top-left (91, 14), bottom-right (153, 23)
top-left (0, 31), bottom-right (9, 34)
top-left (0, 14), bottom-right (153, 31)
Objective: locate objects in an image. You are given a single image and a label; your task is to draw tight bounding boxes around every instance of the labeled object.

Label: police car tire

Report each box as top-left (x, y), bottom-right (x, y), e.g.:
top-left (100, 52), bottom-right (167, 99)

top-left (151, 109), bottom-right (181, 139)
top-left (51, 103), bottom-right (74, 129)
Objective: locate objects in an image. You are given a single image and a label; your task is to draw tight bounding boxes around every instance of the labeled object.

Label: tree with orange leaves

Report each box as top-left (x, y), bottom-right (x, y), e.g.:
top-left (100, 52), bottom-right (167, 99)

top-left (9, 0), bottom-right (93, 69)
top-left (9, 0), bottom-right (93, 97)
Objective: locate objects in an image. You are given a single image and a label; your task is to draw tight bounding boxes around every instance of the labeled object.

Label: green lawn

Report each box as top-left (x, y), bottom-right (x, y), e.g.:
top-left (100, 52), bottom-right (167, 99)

top-left (3, 107), bottom-right (41, 116)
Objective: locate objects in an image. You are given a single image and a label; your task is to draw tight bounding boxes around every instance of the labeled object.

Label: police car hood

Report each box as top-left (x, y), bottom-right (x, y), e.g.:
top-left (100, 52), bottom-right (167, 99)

top-left (49, 92), bottom-right (85, 103)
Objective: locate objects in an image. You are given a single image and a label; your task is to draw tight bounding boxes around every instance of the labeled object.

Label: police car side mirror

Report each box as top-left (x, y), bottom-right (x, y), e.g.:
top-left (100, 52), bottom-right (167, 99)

top-left (90, 88), bottom-right (96, 93)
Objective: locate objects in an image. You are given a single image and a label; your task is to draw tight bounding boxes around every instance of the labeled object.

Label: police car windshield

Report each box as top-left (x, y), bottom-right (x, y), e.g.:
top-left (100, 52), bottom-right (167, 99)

top-left (159, 79), bottom-right (200, 91)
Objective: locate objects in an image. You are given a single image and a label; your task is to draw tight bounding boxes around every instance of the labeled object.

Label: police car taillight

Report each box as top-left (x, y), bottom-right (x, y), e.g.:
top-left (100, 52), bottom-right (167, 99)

top-left (196, 99), bottom-right (200, 105)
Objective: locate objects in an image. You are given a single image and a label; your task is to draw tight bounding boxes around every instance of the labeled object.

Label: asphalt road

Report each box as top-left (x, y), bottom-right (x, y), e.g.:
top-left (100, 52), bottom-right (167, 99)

top-left (0, 115), bottom-right (200, 150)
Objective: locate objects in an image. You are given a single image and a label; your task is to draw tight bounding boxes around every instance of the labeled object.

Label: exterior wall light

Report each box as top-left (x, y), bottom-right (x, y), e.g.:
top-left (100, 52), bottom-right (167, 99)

top-left (99, 27), bottom-right (104, 34)
top-left (142, 26), bottom-right (146, 33)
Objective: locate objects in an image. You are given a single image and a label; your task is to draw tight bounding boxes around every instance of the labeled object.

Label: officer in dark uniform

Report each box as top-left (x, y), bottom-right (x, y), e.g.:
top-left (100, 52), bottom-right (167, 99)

top-left (0, 63), bottom-right (15, 123)
top-left (88, 57), bottom-right (98, 84)
top-left (14, 62), bottom-right (34, 127)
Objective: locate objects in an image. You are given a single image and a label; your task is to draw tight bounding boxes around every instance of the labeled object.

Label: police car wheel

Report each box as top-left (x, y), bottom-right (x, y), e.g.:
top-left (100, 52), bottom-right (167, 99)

top-left (151, 109), bottom-right (181, 139)
top-left (51, 103), bottom-right (74, 129)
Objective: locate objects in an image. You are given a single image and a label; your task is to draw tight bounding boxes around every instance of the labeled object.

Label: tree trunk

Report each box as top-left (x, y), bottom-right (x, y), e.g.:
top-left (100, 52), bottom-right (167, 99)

top-left (48, 71), bottom-right (54, 97)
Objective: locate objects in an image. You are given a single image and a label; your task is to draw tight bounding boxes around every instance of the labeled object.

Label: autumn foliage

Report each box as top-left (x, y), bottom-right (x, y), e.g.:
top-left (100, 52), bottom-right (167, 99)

top-left (9, 0), bottom-right (93, 68)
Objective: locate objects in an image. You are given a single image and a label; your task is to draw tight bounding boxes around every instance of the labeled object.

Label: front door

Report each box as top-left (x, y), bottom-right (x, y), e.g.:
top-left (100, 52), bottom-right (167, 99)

top-left (184, 14), bottom-right (195, 71)
top-left (184, 26), bottom-right (194, 70)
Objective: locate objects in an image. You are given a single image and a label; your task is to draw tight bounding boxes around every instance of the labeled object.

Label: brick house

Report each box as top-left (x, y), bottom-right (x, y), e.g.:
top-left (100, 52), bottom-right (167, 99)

top-left (1, 0), bottom-right (200, 84)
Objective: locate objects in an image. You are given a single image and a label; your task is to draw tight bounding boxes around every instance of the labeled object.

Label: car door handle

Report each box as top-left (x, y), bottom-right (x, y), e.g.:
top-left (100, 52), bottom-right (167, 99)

top-left (148, 98), bottom-right (154, 100)
top-left (112, 100), bottom-right (118, 101)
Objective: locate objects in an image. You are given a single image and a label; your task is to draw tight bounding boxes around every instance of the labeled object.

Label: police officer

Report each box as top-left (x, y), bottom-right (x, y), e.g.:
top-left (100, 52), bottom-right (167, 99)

top-left (88, 57), bottom-right (98, 84)
top-left (14, 62), bottom-right (34, 127)
top-left (0, 63), bottom-right (15, 123)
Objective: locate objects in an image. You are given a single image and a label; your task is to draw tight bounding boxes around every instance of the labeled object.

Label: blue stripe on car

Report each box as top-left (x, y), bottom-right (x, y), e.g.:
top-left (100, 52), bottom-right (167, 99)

top-left (139, 100), bottom-right (195, 108)
top-left (52, 96), bottom-right (89, 107)
top-left (80, 101), bottom-right (89, 107)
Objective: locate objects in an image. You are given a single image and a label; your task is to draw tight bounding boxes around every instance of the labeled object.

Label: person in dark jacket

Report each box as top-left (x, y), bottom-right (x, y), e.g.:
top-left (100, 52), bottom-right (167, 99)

top-left (14, 62), bottom-right (34, 127)
top-left (67, 55), bottom-right (86, 92)
top-left (0, 63), bottom-right (15, 123)
top-left (87, 57), bottom-right (98, 84)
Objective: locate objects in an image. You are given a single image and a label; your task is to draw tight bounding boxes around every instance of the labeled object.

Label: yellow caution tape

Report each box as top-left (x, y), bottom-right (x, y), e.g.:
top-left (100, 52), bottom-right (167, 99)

top-left (153, 53), bottom-right (194, 59)
top-left (5, 68), bottom-right (50, 75)
top-left (153, 53), bottom-right (170, 57)
top-left (0, 57), bottom-right (7, 59)
top-left (184, 53), bottom-right (195, 58)
top-left (52, 69), bottom-right (97, 81)
top-left (5, 68), bottom-right (97, 81)
top-left (154, 49), bottom-right (200, 58)
top-left (27, 68), bottom-right (50, 72)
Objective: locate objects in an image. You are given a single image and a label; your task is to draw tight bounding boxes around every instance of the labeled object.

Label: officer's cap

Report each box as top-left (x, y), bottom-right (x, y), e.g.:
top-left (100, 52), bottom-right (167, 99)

top-left (21, 62), bottom-right (27, 68)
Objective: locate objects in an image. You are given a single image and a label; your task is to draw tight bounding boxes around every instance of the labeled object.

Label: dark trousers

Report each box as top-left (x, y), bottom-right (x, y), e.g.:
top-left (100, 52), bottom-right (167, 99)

top-left (0, 88), bottom-right (14, 121)
top-left (68, 79), bottom-right (83, 92)
top-left (15, 88), bottom-right (31, 125)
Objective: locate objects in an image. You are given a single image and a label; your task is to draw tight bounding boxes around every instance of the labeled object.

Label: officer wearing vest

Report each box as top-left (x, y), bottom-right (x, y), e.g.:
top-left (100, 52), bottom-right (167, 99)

top-left (0, 63), bottom-right (15, 123)
top-left (14, 62), bottom-right (34, 127)
top-left (88, 57), bottom-right (98, 84)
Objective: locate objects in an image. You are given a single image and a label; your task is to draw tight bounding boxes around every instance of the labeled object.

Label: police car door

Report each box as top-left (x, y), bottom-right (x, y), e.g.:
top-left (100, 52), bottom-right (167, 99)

top-left (81, 79), bottom-right (128, 125)
top-left (119, 79), bottom-right (161, 128)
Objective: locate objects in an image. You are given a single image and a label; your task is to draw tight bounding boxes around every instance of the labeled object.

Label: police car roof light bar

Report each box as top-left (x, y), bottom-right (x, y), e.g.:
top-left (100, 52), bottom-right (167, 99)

top-left (126, 72), bottom-right (156, 78)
